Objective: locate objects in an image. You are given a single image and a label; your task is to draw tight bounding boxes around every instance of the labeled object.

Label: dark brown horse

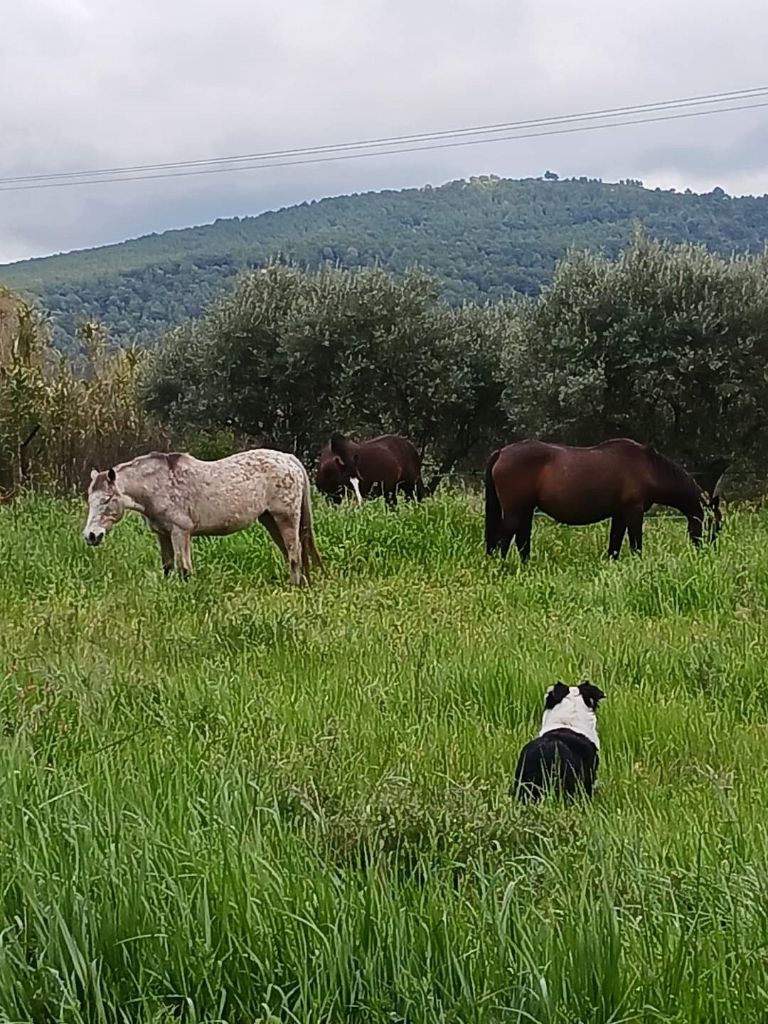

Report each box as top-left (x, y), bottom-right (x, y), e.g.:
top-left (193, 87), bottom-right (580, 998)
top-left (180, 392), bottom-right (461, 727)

top-left (485, 438), bottom-right (721, 561)
top-left (316, 432), bottom-right (425, 506)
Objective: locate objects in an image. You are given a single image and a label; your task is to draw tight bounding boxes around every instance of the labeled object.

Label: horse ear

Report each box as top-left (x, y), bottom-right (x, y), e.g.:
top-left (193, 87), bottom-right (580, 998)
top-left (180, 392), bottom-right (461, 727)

top-left (330, 433), bottom-right (347, 456)
top-left (107, 468), bottom-right (116, 484)
top-left (90, 468), bottom-right (99, 482)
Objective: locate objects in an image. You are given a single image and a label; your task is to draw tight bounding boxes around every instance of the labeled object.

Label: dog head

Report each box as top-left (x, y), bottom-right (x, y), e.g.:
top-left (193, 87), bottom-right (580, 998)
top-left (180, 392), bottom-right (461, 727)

top-left (540, 680), bottom-right (606, 747)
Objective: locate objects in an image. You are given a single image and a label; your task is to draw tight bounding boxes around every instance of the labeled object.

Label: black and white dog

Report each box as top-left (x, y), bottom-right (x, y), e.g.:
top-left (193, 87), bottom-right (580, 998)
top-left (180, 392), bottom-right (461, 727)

top-left (514, 681), bottom-right (606, 802)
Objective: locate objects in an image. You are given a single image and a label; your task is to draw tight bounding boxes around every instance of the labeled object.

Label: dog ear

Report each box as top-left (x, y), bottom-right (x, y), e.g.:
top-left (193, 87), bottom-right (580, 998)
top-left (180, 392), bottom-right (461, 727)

top-left (544, 681), bottom-right (570, 709)
top-left (578, 681), bottom-right (606, 710)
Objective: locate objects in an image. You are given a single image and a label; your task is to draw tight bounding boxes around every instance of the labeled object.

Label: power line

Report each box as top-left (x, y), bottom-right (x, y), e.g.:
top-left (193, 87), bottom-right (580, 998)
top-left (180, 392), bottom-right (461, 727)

top-left (2, 85), bottom-right (766, 187)
top-left (2, 93), bottom-right (766, 194)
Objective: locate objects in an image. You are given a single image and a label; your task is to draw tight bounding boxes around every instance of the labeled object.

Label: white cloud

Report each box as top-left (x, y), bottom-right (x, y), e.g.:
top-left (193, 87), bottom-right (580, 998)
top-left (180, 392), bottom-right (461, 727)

top-left (2, 0), bottom-right (767, 263)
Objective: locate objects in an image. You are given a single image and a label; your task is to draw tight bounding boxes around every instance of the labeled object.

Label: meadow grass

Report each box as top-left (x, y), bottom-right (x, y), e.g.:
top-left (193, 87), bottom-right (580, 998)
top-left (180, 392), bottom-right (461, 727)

top-left (1, 491), bottom-right (768, 1023)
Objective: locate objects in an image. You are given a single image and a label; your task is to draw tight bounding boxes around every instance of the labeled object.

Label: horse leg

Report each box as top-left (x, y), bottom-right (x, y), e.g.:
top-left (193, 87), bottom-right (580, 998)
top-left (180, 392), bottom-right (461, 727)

top-left (170, 527), bottom-right (192, 577)
top-left (273, 512), bottom-right (305, 586)
top-left (384, 487), bottom-right (398, 509)
top-left (181, 533), bottom-right (194, 576)
top-left (608, 517), bottom-right (626, 560)
top-left (514, 510), bottom-right (534, 563)
top-left (498, 514), bottom-right (518, 559)
top-left (156, 531), bottom-right (174, 576)
top-left (259, 511), bottom-right (288, 560)
top-left (627, 510), bottom-right (644, 555)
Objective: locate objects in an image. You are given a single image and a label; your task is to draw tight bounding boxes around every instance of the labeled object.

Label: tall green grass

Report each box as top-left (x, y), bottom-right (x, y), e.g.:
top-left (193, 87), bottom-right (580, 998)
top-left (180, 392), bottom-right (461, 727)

top-left (1, 492), bottom-right (767, 1023)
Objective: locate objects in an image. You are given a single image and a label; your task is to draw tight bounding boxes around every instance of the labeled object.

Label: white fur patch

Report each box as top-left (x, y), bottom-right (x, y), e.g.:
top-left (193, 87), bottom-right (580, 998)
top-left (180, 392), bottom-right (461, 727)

top-left (350, 477), bottom-right (363, 506)
top-left (539, 686), bottom-right (600, 748)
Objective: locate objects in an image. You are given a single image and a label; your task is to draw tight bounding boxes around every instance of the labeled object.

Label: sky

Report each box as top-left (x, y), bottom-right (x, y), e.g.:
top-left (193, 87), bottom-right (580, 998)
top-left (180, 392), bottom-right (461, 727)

top-left (2, 0), bottom-right (768, 265)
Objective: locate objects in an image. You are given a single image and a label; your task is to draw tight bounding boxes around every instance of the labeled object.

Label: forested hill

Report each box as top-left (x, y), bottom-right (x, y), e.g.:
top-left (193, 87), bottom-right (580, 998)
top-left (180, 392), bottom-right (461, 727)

top-left (3, 174), bottom-right (768, 348)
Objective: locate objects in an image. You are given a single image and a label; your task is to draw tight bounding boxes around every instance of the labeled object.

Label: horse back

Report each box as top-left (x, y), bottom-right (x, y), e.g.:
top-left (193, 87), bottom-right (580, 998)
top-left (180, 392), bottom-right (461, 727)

top-left (491, 439), bottom-right (655, 523)
top-left (361, 435), bottom-right (421, 482)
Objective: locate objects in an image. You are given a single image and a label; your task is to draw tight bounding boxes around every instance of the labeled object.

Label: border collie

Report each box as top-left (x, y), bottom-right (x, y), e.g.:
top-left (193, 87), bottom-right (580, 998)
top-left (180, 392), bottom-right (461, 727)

top-left (514, 681), bottom-right (606, 802)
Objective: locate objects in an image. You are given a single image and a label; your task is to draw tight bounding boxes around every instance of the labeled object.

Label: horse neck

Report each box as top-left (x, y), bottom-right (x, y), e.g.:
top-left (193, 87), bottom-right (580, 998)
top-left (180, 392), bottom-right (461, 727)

top-left (651, 462), bottom-right (702, 518)
top-left (116, 458), bottom-right (163, 513)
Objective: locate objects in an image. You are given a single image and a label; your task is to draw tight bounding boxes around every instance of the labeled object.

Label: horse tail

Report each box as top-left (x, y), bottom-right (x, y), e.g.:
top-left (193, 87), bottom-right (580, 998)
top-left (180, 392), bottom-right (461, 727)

top-left (299, 465), bottom-right (323, 577)
top-left (485, 448), bottom-right (503, 555)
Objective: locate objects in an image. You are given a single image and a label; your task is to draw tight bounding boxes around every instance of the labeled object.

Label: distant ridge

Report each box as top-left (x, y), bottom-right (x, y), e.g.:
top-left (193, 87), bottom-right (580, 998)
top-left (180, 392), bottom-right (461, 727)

top-left (2, 174), bottom-right (767, 348)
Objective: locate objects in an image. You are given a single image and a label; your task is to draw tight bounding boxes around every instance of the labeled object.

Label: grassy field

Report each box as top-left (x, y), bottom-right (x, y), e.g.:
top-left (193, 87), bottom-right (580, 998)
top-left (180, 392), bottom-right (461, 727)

top-left (1, 492), bottom-right (768, 1023)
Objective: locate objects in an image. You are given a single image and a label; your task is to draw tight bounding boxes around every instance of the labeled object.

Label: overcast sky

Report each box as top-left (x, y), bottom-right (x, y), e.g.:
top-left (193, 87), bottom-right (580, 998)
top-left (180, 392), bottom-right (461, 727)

top-left (2, 0), bottom-right (767, 265)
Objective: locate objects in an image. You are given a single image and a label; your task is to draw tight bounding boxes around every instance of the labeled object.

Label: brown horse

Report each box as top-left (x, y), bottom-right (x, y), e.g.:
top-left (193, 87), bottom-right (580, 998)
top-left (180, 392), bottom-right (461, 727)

top-left (485, 438), bottom-right (721, 561)
top-left (316, 432), bottom-right (425, 507)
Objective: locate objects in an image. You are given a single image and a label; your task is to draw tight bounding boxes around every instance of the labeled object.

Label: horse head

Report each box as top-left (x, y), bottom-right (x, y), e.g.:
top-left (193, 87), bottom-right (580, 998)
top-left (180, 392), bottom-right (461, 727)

top-left (701, 489), bottom-right (723, 544)
top-left (691, 460), bottom-right (728, 545)
top-left (326, 433), bottom-right (363, 505)
top-left (83, 467), bottom-right (127, 545)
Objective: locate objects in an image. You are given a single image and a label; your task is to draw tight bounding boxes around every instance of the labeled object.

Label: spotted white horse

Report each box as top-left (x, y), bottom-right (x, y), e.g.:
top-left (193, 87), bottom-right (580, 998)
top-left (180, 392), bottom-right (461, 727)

top-left (83, 449), bottom-right (322, 583)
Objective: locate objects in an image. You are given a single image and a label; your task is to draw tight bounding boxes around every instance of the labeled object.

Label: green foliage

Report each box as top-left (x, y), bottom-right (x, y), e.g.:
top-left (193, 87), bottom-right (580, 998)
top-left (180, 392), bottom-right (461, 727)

top-left (2, 493), bottom-right (768, 1020)
top-left (0, 290), bottom-right (167, 494)
top-left (507, 229), bottom-right (768, 479)
top-left (144, 263), bottom-right (509, 473)
top-left (4, 176), bottom-right (768, 349)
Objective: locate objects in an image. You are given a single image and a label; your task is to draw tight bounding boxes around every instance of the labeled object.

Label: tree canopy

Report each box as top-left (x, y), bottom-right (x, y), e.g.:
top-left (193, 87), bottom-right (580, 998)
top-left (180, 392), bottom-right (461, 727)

top-left (3, 175), bottom-right (768, 350)
top-left (143, 236), bottom-right (768, 493)
top-left (505, 231), bottom-right (768, 484)
top-left (143, 264), bottom-right (510, 478)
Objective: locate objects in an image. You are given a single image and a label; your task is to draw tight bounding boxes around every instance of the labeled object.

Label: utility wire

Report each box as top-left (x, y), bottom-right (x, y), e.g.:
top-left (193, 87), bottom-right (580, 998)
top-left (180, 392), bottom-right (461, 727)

top-left (1, 93), bottom-right (766, 193)
top-left (2, 85), bottom-right (766, 186)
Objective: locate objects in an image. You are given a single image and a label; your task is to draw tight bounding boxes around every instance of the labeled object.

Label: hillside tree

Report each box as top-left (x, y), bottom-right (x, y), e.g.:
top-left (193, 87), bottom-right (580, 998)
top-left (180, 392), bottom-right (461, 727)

top-left (143, 263), bottom-right (509, 477)
top-left (505, 230), bottom-right (768, 490)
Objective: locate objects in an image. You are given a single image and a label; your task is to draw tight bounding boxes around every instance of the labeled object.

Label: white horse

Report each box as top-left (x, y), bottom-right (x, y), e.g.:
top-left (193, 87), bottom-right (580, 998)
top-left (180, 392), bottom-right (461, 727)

top-left (83, 449), bottom-right (322, 583)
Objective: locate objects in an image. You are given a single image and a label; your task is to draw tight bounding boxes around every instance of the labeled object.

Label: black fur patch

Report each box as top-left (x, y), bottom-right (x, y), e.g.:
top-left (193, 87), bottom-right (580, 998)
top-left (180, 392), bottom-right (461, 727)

top-left (578, 681), bottom-right (606, 711)
top-left (514, 728), bottom-right (599, 802)
top-left (544, 682), bottom-right (570, 709)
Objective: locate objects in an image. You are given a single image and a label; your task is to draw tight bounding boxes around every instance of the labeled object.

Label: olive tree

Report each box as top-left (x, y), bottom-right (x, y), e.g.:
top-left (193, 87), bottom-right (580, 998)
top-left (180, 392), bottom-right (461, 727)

top-left (506, 230), bottom-right (768, 490)
top-left (144, 263), bottom-right (509, 477)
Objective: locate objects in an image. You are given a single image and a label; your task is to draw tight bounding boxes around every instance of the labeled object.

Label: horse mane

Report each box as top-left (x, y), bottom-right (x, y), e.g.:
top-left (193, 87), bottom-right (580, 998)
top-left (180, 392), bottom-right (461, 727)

top-left (645, 444), bottom-right (701, 497)
top-left (329, 433), bottom-right (357, 462)
top-left (111, 451), bottom-right (179, 475)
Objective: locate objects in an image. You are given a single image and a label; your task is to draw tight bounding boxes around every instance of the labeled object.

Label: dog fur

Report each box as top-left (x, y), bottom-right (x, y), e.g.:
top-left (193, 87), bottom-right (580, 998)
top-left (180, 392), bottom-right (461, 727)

top-left (514, 681), bottom-right (606, 802)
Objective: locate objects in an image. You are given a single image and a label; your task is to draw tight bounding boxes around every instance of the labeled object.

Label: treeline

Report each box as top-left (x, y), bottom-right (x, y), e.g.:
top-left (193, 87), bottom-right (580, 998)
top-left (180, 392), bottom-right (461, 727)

top-left (3, 231), bottom-right (768, 498)
top-left (144, 230), bottom-right (768, 494)
top-left (142, 265), bottom-right (510, 486)
top-left (0, 289), bottom-right (165, 495)
top-left (5, 175), bottom-right (768, 350)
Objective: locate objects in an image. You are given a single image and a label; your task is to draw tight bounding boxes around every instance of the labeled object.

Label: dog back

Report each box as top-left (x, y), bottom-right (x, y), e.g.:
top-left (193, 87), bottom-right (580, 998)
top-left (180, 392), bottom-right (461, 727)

top-left (514, 727), bottom-right (599, 801)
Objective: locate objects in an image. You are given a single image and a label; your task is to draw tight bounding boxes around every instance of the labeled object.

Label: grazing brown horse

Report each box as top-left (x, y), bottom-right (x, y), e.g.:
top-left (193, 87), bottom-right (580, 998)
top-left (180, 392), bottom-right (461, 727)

top-left (485, 438), bottom-right (721, 562)
top-left (316, 433), bottom-right (425, 507)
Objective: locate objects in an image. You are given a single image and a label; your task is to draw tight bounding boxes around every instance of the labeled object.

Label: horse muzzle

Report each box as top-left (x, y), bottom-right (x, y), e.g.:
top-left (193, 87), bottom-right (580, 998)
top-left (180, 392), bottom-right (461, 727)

top-left (85, 530), bottom-right (104, 547)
